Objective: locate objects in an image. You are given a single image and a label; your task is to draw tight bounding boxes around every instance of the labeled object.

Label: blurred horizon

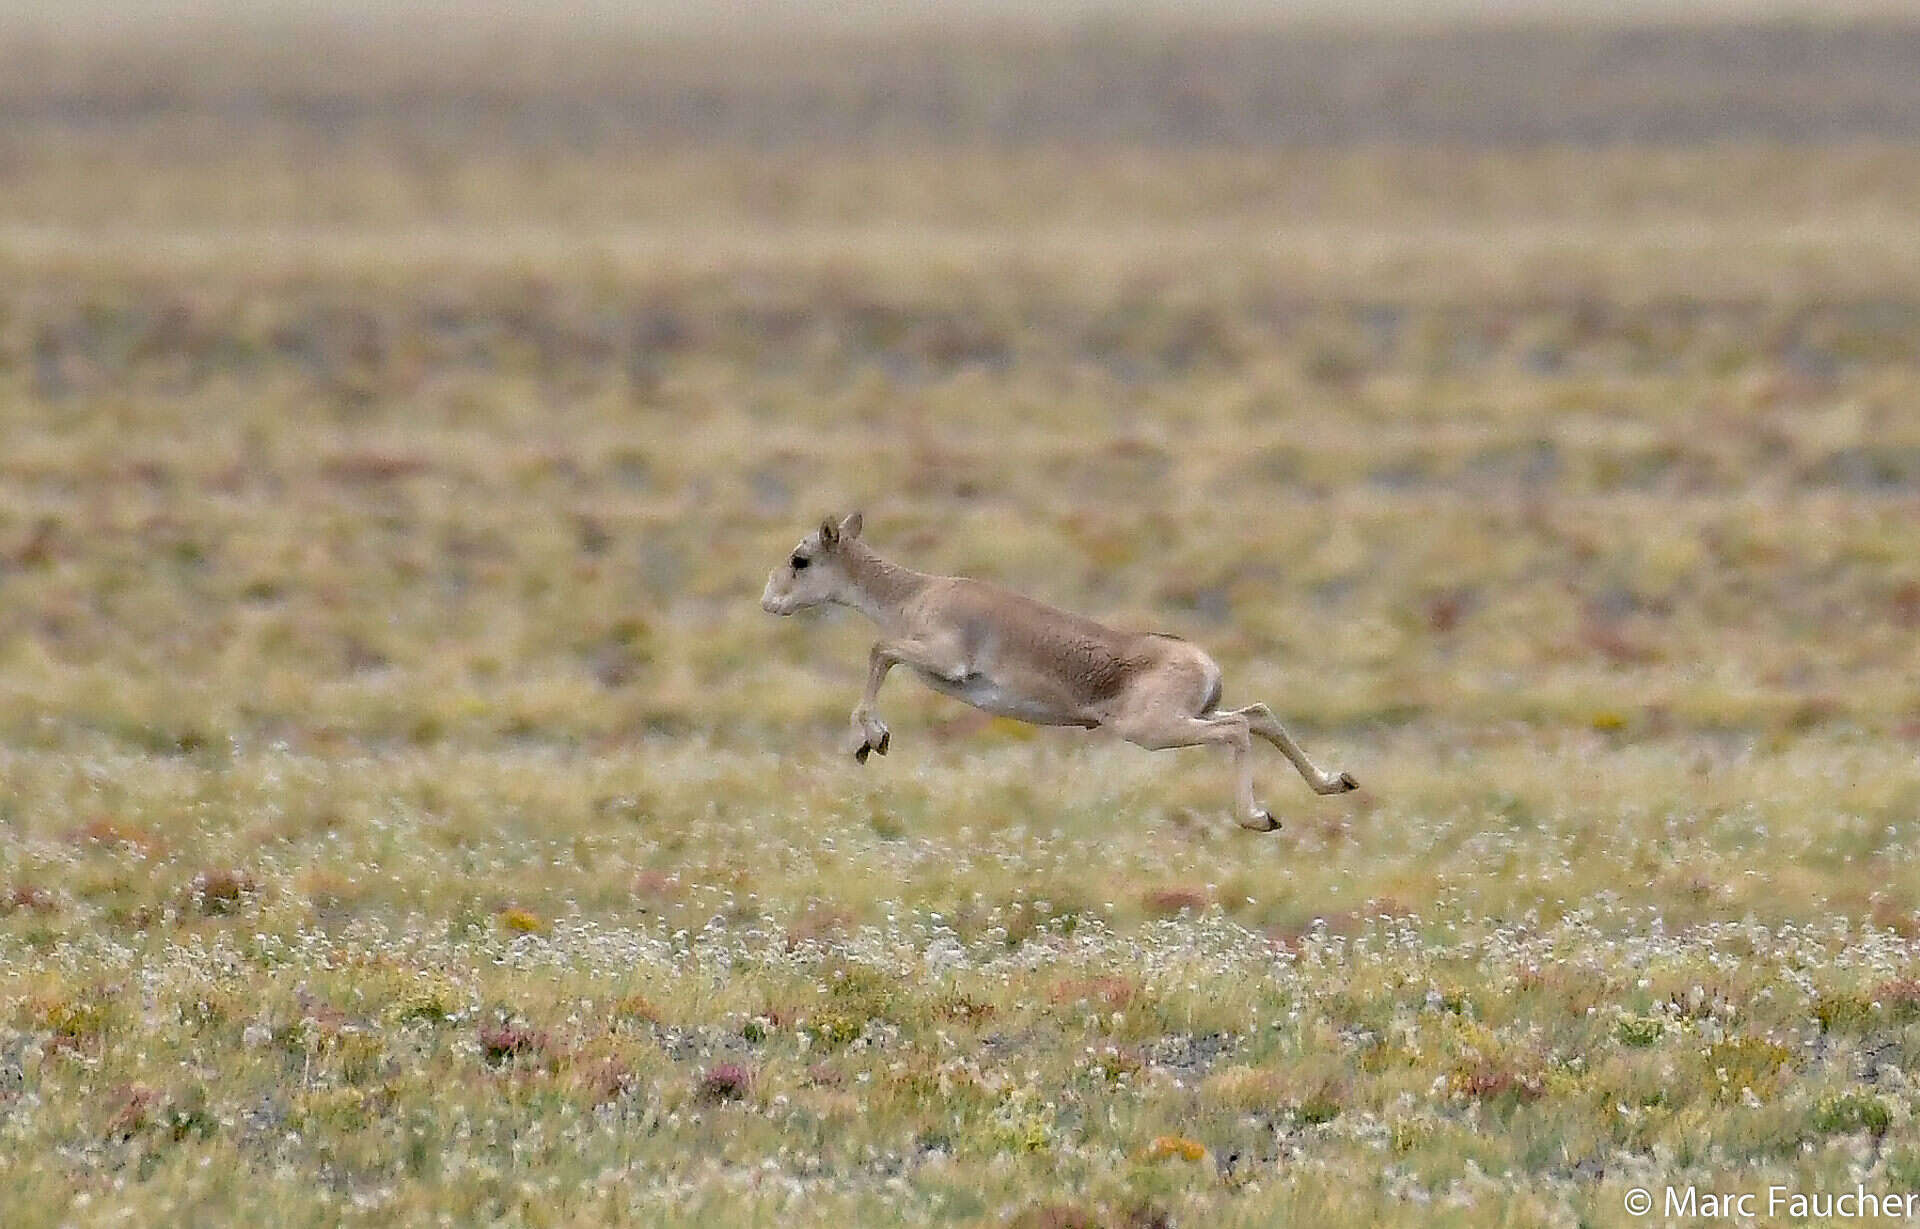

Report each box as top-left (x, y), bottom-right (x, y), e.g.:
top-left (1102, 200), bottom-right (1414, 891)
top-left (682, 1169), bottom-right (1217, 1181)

top-left (6, 5), bottom-right (1920, 153)
top-left (13, 0), bottom-right (1920, 33)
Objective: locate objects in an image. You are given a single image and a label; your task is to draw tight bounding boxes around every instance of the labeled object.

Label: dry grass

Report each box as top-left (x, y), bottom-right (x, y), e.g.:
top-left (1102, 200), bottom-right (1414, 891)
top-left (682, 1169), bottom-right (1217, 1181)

top-left (1, 11), bottom-right (1919, 1228)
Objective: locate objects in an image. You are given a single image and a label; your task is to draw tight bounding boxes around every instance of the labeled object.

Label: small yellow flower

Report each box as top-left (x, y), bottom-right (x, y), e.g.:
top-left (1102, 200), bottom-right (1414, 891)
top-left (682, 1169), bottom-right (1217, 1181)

top-left (1144, 1135), bottom-right (1208, 1162)
top-left (497, 907), bottom-right (545, 934)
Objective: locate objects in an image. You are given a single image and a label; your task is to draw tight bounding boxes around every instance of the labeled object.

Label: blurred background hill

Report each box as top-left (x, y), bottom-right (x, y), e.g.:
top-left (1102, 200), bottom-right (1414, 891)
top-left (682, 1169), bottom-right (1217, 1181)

top-left (0, 2), bottom-right (1915, 751)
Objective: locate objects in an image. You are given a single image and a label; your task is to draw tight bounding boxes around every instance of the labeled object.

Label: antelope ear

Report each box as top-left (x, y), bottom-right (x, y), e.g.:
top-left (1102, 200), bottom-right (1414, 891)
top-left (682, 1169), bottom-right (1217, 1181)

top-left (839, 511), bottom-right (863, 541)
top-left (818, 517), bottom-right (839, 548)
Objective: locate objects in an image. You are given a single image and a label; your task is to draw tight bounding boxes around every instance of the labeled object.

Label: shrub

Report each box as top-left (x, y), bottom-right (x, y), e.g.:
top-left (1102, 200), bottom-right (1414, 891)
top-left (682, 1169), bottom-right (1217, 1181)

top-left (478, 1022), bottom-right (551, 1065)
top-left (187, 869), bottom-right (258, 915)
top-left (1811, 1093), bottom-right (1892, 1137)
top-left (1701, 1037), bottom-right (1793, 1102)
top-left (1449, 1061), bottom-right (1544, 1106)
top-left (1812, 991), bottom-right (1875, 1033)
top-left (698, 1063), bottom-right (753, 1103)
top-left (1616, 1014), bottom-right (1664, 1047)
top-left (1875, 978), bottom-right (1920, 1019)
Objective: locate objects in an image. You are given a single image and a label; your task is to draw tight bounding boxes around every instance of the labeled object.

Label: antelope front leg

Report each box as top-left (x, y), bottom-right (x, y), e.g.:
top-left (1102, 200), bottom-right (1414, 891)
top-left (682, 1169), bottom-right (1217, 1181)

top-left (849, 637), bottom-right (965, 764)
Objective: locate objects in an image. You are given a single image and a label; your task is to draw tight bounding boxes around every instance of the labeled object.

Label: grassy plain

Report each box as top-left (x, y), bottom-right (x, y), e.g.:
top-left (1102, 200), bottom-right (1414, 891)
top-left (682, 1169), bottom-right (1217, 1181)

top-left (3, 12), bottom-right (1920, 1227)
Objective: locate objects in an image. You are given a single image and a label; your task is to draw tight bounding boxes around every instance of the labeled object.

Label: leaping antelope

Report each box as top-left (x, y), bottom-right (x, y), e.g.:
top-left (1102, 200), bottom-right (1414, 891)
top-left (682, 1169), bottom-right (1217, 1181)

top-left (761, 513), bottom-right (1359, 830)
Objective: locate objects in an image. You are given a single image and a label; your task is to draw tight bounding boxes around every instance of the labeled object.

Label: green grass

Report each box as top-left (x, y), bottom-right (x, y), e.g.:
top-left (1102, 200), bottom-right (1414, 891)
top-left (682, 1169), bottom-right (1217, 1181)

top-left (4, 736), bottom-right (1920, 1225)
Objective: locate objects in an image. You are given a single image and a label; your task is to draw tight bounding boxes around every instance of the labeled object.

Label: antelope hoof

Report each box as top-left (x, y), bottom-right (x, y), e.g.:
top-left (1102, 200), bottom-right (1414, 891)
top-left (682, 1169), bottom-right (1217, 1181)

top-left (1318, 771), bottom-right (1359, 795)
top-left (1240, 808), bottom-right (1281, 832)
top-left (850, 717), bottom-right (890, 764)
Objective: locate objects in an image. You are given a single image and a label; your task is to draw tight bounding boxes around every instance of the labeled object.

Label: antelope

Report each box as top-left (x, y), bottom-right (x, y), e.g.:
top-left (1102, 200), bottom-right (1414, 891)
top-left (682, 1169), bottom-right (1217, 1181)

top-left (760, 513), bottom-right (1359, 830)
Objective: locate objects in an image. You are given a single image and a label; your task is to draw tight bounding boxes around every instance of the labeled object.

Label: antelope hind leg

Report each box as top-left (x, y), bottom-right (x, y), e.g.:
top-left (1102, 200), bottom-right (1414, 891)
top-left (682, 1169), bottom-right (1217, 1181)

top-left (1112, 710), bottom-right (1279, 832)
top-left (1227, 703), bottom-right (1359, 794)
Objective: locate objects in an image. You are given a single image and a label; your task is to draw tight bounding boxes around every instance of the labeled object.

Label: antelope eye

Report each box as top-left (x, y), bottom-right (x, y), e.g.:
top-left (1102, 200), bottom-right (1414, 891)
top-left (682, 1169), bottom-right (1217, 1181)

top-left (790, 555), bottom-right (809, 570)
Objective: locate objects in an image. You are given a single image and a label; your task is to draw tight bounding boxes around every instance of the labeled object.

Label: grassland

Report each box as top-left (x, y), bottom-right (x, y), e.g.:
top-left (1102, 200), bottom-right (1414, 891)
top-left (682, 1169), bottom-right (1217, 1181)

top-left (3, 11), bottom-right (1920, 1227)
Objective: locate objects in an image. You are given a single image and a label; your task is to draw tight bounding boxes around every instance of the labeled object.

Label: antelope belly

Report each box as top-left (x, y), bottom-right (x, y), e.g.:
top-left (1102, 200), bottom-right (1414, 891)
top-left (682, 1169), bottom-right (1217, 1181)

top-left (916, 669), bottom-right (1083, 725)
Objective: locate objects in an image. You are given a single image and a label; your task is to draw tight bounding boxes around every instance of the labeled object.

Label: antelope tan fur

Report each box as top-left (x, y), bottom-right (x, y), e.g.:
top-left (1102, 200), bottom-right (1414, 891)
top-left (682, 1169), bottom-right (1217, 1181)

top-left (761, 513), bottom-right (1359, 831)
